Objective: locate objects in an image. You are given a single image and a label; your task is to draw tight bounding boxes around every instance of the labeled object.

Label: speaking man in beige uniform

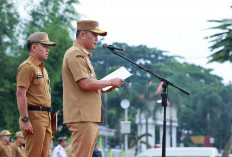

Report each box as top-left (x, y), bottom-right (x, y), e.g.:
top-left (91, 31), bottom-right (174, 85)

top-left (62, 20), bottom-right (124, 157)
top-left (11, 131), bottom-right (26, 157)
top-left (16, 32), bottom-right (56, 157)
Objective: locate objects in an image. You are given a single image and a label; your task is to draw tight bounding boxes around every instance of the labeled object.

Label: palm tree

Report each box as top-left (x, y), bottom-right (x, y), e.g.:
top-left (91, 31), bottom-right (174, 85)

top-left (206, 13), bottom-right (232, 157)
top-left (130, 132), bottom-right (152, 156)
top-left (206, 18), bottom-right (232, 63)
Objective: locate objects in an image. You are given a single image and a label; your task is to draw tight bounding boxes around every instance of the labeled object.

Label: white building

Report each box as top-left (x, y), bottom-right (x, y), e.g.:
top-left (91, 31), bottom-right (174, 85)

top-left (136, 105), bottom-right (178, 153)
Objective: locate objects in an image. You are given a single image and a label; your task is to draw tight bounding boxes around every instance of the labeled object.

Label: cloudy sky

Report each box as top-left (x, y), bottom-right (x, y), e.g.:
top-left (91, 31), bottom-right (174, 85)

top-left (76, 0), bottom-right (232, 84)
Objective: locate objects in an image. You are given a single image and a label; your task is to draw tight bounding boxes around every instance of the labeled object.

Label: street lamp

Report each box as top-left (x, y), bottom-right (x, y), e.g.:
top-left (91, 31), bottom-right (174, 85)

top-left (120, 99), bottom-right (131, 157)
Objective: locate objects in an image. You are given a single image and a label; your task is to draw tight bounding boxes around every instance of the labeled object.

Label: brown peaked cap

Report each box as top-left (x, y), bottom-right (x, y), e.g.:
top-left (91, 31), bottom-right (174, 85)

top-left (27, 32), bottom-right (56, 46)
top-left (77, 20), bottom-right (107, 36)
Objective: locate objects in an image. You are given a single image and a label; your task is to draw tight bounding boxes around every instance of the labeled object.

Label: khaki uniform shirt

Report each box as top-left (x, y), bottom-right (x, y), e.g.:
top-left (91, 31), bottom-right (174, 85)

top-left (16, 56), bottom-right (51, 107)
top-left (0, 140), bottom-right (11, 157)
top-left (62, 42), bottom-right (103, 124)
top-left (10, 141), bottom-right (25, 157)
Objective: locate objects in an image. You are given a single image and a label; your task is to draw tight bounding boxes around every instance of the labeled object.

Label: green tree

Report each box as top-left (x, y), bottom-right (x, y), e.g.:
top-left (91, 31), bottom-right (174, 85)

top-left (206, 18), bottom-right (232, 63)
top-left (0, 0), bottom-right (19, 132)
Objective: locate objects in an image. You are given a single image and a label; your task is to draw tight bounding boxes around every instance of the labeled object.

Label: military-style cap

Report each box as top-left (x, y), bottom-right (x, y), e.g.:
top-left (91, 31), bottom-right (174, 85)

top-left (15, 131), bottom-right (24, 138)
top-left (27, 32), bottom-right (56, 46)
top-left (77, 20), bottom-right (107, 36)
top-left (0, 130), bottom-right (12, 136)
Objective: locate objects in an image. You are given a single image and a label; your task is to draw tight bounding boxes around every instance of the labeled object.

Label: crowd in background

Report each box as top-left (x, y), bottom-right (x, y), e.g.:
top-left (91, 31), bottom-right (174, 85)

top-left (0, 129), bottom-right (102, 157)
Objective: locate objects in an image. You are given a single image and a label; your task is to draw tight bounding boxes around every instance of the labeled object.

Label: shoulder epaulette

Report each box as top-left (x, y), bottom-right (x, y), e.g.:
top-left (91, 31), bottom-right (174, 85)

top-left (76, 55), bottom-right (84, 59)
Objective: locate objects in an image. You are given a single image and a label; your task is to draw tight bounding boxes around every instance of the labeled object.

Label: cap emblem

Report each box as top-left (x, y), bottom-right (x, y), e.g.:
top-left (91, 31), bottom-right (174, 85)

top-left (41, 35), bottom-right (49, 42)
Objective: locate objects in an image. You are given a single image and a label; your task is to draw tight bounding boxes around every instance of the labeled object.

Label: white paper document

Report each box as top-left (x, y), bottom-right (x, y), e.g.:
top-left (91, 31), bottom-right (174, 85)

top-left (101, 66), bottom-right (133, 91)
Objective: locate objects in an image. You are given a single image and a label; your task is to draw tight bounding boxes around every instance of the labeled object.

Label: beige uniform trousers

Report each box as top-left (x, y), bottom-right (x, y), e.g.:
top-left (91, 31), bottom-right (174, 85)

top-left (67, 122), bottom-right (99, 157)
top-left (20, 111), bottom-right (52, 157)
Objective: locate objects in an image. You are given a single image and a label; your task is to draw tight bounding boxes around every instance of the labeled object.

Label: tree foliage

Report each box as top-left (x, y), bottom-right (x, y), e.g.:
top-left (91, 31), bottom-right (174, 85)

top-left (0, 0), bottom-right (20, 132)
top-left (207, 17), bottom-right (232, 63)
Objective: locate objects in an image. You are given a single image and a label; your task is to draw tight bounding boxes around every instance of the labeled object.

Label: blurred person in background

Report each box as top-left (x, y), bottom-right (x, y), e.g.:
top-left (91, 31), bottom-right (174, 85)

top-left (92, 142), bottom-right (102, 157)
top-left (11, 131), bottom-right (26, 157)
top-left (0, 130), bottom-right (13, 157)
top-left (52, 136), bottom-right (68, 157)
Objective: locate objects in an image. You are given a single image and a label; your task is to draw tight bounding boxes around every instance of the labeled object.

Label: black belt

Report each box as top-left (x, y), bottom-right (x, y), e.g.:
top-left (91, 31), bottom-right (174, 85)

top-left (28, 106), bottom-right (51, 112)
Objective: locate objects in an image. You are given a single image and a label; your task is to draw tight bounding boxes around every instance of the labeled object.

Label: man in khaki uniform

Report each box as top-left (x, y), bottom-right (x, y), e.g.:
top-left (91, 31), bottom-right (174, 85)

top-left (62, 20), bottom-right (124, 157)
top-left (16, 32), bottom-right (56, 157)
top-left (0, 130), bottom-right (12, 157)
top-left (11, 131), bottom-right (26, 157)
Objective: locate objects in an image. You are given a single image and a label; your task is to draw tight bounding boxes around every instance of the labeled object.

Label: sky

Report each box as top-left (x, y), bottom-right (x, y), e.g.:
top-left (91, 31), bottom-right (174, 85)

top-left (75, 0), bottom-right (232, 84)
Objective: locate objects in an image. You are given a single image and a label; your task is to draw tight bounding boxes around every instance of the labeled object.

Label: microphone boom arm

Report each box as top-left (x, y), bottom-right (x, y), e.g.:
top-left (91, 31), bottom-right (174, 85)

top-left (109, 49), bottom-right (190, 95)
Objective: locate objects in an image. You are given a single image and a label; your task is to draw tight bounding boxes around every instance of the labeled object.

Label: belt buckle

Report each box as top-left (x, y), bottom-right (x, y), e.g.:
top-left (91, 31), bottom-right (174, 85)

top-left (40, 106), bottom-right (42, 111)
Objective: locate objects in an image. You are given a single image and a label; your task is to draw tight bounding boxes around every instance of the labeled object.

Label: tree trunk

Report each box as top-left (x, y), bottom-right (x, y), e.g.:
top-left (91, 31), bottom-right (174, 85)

top-left (222, 133), bottom-right (232, 157)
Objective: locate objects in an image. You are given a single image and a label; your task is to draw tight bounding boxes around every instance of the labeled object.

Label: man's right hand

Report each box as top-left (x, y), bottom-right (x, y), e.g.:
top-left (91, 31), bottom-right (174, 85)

top-left (22, 121), bottom-right (33, 134)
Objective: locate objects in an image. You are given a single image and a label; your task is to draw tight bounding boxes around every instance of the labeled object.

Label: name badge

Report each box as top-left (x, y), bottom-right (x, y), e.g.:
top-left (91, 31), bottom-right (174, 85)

top-left (36, 75), bottom-right (43, 78)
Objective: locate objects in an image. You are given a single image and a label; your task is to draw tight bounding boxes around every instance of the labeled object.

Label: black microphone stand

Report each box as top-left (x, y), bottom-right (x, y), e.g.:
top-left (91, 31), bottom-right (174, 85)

top-left (108, 49), bottom-right (190, 157)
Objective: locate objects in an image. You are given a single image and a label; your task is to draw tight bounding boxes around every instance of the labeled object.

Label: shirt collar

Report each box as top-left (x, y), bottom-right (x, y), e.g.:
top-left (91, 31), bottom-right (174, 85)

top-left (28, 56), bottom-right (44, 67)
top-left (73, 42), bottom-right (93, 58)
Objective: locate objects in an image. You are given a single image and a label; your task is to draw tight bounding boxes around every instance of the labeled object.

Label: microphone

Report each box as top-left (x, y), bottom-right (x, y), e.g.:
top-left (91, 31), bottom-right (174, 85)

top-left (102, 43), bottom-right (126, 51)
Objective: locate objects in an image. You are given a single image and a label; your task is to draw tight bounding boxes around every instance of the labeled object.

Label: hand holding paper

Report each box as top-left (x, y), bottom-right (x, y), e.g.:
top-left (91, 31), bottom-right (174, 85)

top-left (101, 66), bottom-right (132, 91)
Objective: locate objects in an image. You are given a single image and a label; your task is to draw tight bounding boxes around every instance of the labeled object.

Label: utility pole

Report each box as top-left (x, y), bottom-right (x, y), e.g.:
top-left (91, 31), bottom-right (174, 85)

top-left (120, 99), bottom-right (131, 157)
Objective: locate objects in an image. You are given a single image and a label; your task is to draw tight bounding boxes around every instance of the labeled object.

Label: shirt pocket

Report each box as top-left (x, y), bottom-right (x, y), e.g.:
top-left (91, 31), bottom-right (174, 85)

top-left (31, 75), bottom-right (46, 96)
top-left (33, 78), bottom-right (44, 86)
